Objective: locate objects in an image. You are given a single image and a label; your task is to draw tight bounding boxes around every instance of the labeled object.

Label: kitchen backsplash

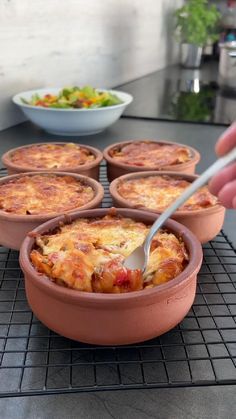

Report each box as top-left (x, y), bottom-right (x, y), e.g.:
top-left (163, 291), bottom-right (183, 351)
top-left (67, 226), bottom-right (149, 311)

top-left (0, 0), bottom-right (183, 130)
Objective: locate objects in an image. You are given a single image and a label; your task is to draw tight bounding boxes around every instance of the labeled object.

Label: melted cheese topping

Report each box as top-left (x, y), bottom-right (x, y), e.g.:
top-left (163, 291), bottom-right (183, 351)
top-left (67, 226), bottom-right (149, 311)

top-left (30, 214), bottom-right (188, 293)
top-left (0, 174), bottom-right (94, 215)
top-left (110, 141), bottom-right (191, 168)
top-left (9, 143), bottom-right (95, 169)
top-left (117, 175), bottom-right (218, 211)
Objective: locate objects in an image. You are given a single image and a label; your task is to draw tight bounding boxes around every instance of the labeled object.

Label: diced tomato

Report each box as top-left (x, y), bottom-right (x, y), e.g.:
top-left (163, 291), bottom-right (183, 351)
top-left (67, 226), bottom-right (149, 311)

top-left (35, 100), bottom-right (49, 107)
top-left (84, 100), bottom-right (93, 106)
top-left (114, 269), bottom-right (130, 287)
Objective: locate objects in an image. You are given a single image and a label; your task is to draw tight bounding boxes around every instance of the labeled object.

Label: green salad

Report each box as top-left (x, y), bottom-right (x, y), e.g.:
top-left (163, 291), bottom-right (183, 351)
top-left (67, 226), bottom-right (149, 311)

top-left (21, 86), bottom-right (123, 109)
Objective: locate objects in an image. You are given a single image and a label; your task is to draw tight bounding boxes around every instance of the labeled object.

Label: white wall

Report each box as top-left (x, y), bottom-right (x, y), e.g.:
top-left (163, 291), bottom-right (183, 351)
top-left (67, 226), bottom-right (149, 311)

top-left (0, 0), bottom-right (183, 130)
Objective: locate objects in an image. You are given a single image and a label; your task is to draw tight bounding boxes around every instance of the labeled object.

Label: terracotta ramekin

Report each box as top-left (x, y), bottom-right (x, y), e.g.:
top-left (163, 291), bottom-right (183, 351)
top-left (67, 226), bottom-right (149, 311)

top-left (0, 171), bottom-right (104, 250)
top-left (19, 208), bottom-right (203, 346)
top-left (1, 142), bottom-right (103, 180)
top-left (103, 140), bottom-right (201, 181)
top-left (110, 171), bottom-right (226, 244)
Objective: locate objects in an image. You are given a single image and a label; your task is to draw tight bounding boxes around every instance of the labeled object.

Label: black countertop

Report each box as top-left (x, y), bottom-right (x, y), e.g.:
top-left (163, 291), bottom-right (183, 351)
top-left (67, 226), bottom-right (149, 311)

top-left (118, 61), bottom-right (236, 126)
top-left (0, 80), bottom-right (235, 418)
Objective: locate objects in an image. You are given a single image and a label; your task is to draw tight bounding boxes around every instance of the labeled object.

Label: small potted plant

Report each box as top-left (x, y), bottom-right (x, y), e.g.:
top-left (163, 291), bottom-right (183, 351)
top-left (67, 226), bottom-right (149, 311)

top-left (175, 0), bottom-right (220, 68)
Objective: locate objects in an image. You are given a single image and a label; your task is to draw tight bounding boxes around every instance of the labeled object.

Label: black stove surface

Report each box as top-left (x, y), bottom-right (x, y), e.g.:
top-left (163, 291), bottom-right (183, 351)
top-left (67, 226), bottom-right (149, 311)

top-left (118, 68), bottom-right (236, 126)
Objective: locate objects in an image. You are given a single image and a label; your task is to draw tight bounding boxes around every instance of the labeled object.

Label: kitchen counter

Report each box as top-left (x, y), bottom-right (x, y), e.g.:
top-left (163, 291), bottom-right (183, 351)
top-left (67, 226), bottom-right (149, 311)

top-left (0, 107), bottom-right (235, 418)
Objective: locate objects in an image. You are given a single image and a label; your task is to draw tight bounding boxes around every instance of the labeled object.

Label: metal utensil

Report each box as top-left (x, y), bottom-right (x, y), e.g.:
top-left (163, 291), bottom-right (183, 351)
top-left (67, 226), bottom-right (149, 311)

top-left (123, 147), bottom-right (236, 274)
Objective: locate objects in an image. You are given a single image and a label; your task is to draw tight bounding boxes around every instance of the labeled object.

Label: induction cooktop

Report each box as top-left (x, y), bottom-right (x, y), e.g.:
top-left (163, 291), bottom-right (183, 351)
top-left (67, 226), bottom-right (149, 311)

top-left (120, 77), bottom-right (236, 126)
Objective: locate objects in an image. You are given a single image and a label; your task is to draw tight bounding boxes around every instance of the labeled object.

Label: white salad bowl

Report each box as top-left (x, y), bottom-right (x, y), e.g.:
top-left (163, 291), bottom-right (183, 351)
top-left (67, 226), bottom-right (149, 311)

top-left (12, 88), bottom-right (133, 136)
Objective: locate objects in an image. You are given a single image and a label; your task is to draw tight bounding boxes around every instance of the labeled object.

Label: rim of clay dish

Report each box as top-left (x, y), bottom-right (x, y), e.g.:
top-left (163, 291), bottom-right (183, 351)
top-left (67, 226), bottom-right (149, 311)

top-left (109, 171), bottom-right (225, 218)
top-left (2, 142), bottom-right (103, 173)
top-left (103, 140), bottom-right (201, 172)
top-left (0, 171), bottom-right (104, 222)
top-left (19, 208), bottom-right (203, 308)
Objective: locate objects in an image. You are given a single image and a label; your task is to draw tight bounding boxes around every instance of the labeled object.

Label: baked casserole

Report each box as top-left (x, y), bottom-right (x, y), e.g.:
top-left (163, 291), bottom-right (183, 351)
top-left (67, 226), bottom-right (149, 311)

top-left (0, 174), bottom-right (95, 215)
top-left (116, 174), bottom-right (218, 211)
top-left (30, 213), bottom-right (189, 293)
top-left (109, 140), bottom-right (191, 168)
top-left (8, 143), bottom-right (95, 170)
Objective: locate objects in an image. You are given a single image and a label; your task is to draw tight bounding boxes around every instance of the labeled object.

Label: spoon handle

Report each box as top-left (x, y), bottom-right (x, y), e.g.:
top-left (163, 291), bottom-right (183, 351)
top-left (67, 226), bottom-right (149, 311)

top-left (144, 147), bottom-right (236, 257)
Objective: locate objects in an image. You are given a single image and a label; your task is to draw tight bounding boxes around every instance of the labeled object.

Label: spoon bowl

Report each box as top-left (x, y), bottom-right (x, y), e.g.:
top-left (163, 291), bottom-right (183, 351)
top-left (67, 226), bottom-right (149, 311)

top-left (124, 147), bottom-right (236, 272)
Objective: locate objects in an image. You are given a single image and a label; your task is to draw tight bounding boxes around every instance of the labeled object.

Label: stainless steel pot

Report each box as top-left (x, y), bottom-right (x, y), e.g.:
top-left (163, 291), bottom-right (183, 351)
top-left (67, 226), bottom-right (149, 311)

top-left (219, 42), bottom-right (236, 90)
top-left (180, 44), bottom-right (203, 69)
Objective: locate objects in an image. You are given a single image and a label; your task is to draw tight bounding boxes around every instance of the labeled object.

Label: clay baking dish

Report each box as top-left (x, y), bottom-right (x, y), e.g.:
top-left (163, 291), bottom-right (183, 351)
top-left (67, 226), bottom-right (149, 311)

top-left (1, 142), bottom-right (103, 180)
top-left (110, 171), bottom-right (226, 244)
top-left (19, 208), bottom-right (203, 346)
top-left (0, 171), bottom-right (104, 250)
top-left (103, 140), bottom-right (201, 181)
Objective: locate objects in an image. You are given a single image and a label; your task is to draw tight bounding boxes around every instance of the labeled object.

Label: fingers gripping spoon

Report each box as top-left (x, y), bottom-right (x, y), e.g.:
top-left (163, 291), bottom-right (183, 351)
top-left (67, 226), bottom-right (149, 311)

top-left (123, 147), bottom-right (236, 276)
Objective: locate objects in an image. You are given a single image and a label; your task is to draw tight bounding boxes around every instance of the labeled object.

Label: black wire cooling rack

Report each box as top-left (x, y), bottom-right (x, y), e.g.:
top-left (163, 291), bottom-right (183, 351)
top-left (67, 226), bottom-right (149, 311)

top-left (0, 165), bottom-right (236, 398)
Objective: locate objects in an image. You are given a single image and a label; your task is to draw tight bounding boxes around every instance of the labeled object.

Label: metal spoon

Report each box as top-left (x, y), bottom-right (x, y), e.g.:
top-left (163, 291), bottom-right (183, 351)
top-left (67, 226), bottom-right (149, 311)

top-left (123, 147), bottom-right (236, 274)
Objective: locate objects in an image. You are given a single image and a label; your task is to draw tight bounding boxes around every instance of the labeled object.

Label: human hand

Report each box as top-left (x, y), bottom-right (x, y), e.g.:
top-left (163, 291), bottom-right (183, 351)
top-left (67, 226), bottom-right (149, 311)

top-left (209, 122), bottom-right (236, 209)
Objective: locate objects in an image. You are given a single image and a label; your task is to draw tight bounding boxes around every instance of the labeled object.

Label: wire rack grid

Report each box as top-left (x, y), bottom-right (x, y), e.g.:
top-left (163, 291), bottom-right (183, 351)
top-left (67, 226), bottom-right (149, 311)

top-left (0, 165), bottom-right (236, 398)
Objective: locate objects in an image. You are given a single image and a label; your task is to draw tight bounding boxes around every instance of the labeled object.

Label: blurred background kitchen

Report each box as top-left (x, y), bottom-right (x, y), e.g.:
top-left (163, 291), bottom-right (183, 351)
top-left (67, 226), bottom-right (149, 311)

top-left (1, 2), bottom-right (236, 416)
top-left (1, 0), bottom-right (236, 130)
